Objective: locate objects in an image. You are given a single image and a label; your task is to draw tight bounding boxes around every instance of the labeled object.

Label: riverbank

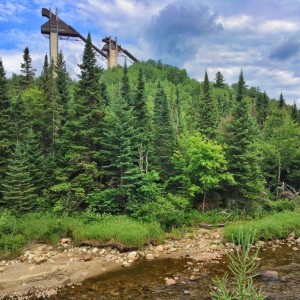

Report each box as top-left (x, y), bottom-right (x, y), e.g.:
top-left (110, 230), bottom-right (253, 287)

top-left (0, 227), bottom-right (226, 299)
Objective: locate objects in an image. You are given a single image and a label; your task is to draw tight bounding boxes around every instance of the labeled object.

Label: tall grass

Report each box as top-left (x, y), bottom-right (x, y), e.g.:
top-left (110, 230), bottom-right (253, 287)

top-left (0, 212), bottom-right (164, 259)
top-left (224, 211), bottom-right (300, 242)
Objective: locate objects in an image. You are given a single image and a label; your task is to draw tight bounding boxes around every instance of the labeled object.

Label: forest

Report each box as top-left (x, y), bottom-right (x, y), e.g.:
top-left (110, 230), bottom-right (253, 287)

top-left (0, 33), bottom-right (300, 250)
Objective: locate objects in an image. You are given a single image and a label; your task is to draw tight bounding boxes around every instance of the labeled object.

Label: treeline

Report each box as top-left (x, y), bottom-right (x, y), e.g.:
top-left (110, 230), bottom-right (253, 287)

top-left (1, 33), bottom-right (300, 225)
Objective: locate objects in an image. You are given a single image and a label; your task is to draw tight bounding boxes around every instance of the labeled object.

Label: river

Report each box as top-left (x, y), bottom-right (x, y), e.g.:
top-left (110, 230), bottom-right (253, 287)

top-left (54, 244), bottom-right (300, 299)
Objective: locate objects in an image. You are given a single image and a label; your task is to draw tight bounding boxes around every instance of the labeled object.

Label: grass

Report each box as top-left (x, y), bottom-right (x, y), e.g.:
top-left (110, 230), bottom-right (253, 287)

top-left (0, 212), bottom-right (165, 259)
top-left (224, 210), bottom-right (300, 243)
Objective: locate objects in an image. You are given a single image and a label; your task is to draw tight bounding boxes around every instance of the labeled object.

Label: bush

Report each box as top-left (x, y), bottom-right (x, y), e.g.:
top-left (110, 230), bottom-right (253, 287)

top-left (262, 198), bottom-right (296, 213)
top-left (133, 194), bottom-right (190, 229)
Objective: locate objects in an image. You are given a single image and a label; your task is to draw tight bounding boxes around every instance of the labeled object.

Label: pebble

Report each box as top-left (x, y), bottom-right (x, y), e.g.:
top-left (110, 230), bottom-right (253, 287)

top-left (165, 278), bottom-right (176, 285)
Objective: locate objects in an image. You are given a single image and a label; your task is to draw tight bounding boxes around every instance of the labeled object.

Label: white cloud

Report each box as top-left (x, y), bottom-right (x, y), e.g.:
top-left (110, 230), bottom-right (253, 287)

top-left (217, 15), bottom-right (253, 30)
top-left (0, 2), bottom-right (28, 22)
top-left (258, 20), bottom-right (299, 33)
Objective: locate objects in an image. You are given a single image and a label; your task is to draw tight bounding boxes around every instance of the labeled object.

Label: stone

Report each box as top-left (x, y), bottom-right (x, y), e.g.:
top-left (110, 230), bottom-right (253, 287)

top-left (0, 267), bottom-right (5, 272)
top-left (146, 254), bottom-right (154, 260)
top-left (189, 275), bottom-right (196, 281)
top-left (91, 247), bottom-right (98, 254)
top-left (257, 241), bottom-right (265, 246)
top-left (61, 238), bottom-right (72, 244)
top-left (163, 244), bottom-right (171, 251)
top-left (165, 278), bottom-right (176, 285)
top-left (123, 262), bottom-right (131, 268)
top-left (296, 238), bottom-right (300, 245)
top-left (292, 247), bottom-right (299, 251)
top-left (261, 270), bottom-right (279, 281)
top-left (155, 245), bottom-right (164, 252)
top-left (34, 257), bottom-right (48, 265)
top-left (83, 253), bottom-right (92, 262)
top-left (225, 242), bottom-right (235, 249)
top-left (127, 251), bottom-right (138, 260)
top-left (28, 254), bottom-right (35, 261)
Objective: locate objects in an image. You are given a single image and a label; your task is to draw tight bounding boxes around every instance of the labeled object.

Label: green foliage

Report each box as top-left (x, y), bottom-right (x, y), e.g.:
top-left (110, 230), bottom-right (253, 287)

top-left (133, 194), bottom-right (191, 229)
top-left (172, 134), bottom-right (234, 210)
top-left (211, 228), bottom-right (266, 300)
top-left (224, 211), bottom-right (300, 242)
top-left (0, 212), bottom-right (164, 258)
top-left (20, 47), bottom-right (35, 89)
top-left (1, 143), bottom-right (38, 212)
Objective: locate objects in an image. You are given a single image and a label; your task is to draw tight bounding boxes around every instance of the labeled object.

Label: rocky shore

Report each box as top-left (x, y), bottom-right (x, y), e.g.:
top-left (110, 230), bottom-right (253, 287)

top-left (0, 228), bottom-right (299, 299)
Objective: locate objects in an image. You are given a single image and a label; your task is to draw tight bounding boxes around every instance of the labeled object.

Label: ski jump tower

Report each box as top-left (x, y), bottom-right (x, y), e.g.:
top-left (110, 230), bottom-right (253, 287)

top-left (41, 8), bottom-right (139, 68)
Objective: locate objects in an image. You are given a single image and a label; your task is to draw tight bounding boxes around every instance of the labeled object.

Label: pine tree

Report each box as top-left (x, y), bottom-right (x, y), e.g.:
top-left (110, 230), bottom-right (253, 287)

top-left (121, 62), bottom-right (131, 106)
top-left (11, 95), bottom-right (29, 143)
top-left (0, 59), bottom-right (13, 191)
top-left (24, 129), bottom-right (46, 196)
top-left (291, 101), bottom-right (299, 123)
top-left (223, 71), bottom-right (263, 201)
top-left (20, 47), bottom-right (35, 89)
top-left (214, 71), bottom-right (225, 88)
top-left (256, 91), bottom-right (269, 127)
top-left (1, 143), bottom-right (37, 212)
top-left (56, 51), bottom-right (71, 125)
top-left (152, 82), bottom-right (176, 179)
top-left (199, 71), bottom-right (217, 137)
top-left (278, 92), bottom-right (285, 109)
top-left (56, 33), bottom-right (104, 200)
top-left (132, 69), bottom-right (151, 172)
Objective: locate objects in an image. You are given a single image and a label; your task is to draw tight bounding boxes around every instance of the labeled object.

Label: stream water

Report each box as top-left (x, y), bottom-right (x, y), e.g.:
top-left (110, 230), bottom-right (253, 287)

top-left (55, 245), bottom-right (300, 300)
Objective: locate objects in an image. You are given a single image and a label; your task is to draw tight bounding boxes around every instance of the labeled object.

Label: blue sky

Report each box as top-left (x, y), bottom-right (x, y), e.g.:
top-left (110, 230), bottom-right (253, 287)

top-left (1, 0), bottom-right (300, 106)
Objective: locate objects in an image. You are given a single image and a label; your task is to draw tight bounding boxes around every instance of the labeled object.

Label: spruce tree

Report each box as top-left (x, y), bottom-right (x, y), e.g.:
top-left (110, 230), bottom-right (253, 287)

top-left (223, 71), bottom-right (263, 201)
top-left (291, 101), bottom-right (299, 123)
top-left (152, 82), bottom-right (175, 179)
top-left (278, 92), bottom-right (286, 109)
top-left (199, 71), bottom-right (217, 137)
top-left (256, 91), bottom-right (269, 127)
top-left (0, 59), bottom-right (13, 191)
top-left (132, 69), bottom-right (151, 172)
top-left (11, 95), bottom-right (29, 143)
top-left (1, 143), bottom-right (37, 212)
top-left (214, 71), bottom-right (225, 88)
top-left (56, 51), bottom-right (71, 125)
top-left (20, 47), bottom-right (35, 89)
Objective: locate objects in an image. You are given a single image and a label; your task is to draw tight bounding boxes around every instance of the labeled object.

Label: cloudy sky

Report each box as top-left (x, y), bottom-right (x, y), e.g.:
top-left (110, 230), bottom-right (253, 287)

top-left (1, 0), bottom-right (300, 105)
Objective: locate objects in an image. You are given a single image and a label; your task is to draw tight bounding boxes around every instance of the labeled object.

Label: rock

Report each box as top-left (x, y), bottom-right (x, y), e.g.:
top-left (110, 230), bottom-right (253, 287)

top-left (123, 262), bottom-right (131, 268)
top-left (128, 251), bottom-right (138, 260)
top-left (171, 247), bottom-right (177, 252)
top-left (210, 244), bottom-right (220, 251)
top-left (225, 242), bottom-right (235, 249)
top-left (163, 244), bottom-right (171, 251)
top-left (0, 266), bottom-right (5, 272)
top-left (257, 241), bottom-right (266, 247)
top-left (146, 254), bottom-right (154, 260)
top-left (27, 253), bottom-right (35, 261)
top-left (193, 268), bottom-right (200, 273)
top-left (261, 270), bottom-right (279, 281)
top-left (189, 275), bottom-right (196, 281)
top-left (83, 253), bottom-right (92, 262)
top-left (61, 238), bottom-right (72, 244)
top-left (296, 238), bottom-right (300, 245)
top-left (155, 245), bottom-right (164, 252)
top-left (292, 247), bottom-right (299, 251)
top-left (165, 278), bottom-right (176, 285)
top-left (34, 257), bottom-right (48, 264)
top-left (60, 277), bottom-right (72, 285)
top-left (91, 247), bottom-right (98, 254)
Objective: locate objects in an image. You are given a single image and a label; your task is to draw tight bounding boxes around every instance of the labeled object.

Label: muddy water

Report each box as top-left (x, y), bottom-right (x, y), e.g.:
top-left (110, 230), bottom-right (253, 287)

top-left (55, 246), bottom-right (300, 300)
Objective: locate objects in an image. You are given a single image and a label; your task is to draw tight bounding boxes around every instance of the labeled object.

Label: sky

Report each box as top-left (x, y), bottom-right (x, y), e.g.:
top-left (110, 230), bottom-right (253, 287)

top-left (1, 0), bottom-right (300, 106)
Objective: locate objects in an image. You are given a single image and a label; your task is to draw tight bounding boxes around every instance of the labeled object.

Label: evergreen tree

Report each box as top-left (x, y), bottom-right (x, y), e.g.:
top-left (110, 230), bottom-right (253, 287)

top-left (24, 129), bottom-right (46, 196)
top-left (214, 71), bottom-right (225, 88)
top-left (121, 62), bottom-right (131, 106)
top-left (1, 143), bottom-right (37, 212)
top-left (0, 59), bottom-right (13, 191)
top-left (199, 71), bottom-right (217, 137)
top-left (100, 81), bottom-right (110, 107)
top-left (56, 50), bottom-right (71, 125)
top-left (132, 69), bottom-right (151, 172)
top-left (221, 71), bottom-right (263, 201)
top-left (11, 95), bottom-right (29, 143)
top-left (152, 82), bottom-right (176, 179)
top-left (278, 92), bottom-right (285, 108)
top-left (20, 47), bottom-right (35, 89)
top-left (291, 101), bottom-right (299, 123)
top-left (40, 54), bottom-right (50, 87)
top-left (56, 33), bottom-right (104, 201)
top-left (256, 91), bottom-right (269, 126)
